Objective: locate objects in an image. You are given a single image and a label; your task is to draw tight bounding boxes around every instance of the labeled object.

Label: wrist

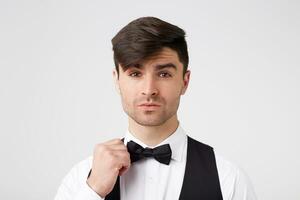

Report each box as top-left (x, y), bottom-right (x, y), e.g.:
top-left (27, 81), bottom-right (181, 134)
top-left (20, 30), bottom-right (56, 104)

top-left (86, 177), bottom-right (106, 198)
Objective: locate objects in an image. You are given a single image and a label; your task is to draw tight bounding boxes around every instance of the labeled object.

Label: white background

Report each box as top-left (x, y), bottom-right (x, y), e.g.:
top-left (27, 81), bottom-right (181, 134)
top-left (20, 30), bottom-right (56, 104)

top-left (0, 0), bottom-right (299, 199)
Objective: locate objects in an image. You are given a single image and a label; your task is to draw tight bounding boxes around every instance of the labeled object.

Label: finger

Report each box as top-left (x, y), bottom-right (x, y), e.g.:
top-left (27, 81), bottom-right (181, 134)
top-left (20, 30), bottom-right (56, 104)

top-left (113, 151), bottom-right (131, 166)
top-left (119, 166), bottom-right (130, 176)
top-left (112, 153), bottom-right (131, 175)
top-left (111, 149), bottom-right (130, 159)
top-left (104, 138), bottom-right (124, 145)
top-left (118, 155), bottom-right (131, 176)
top-left (106, 144), bottom-right (128, 151)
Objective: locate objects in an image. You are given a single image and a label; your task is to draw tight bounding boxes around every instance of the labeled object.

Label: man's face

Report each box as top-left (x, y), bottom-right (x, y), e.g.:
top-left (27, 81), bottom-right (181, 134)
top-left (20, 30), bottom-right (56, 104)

top-left (113, 47), bottom-right (190, 127)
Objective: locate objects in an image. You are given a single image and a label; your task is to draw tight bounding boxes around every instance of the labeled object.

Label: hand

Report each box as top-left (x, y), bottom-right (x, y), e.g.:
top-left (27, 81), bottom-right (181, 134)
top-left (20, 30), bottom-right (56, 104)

top-left (86, 139), bottom-right (131, 198)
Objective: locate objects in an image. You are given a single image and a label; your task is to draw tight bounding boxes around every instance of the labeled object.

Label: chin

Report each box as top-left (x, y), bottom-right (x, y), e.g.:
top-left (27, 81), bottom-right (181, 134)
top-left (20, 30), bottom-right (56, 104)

top-left (136, 121), bottom-right (165, 127)
top-left (134, 116), bottom-right (168, 127)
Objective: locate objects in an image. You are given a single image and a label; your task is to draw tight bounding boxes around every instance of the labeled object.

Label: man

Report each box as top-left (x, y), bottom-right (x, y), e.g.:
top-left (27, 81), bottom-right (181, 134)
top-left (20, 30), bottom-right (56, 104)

top-left (54, 16), bottom-right (257, 200)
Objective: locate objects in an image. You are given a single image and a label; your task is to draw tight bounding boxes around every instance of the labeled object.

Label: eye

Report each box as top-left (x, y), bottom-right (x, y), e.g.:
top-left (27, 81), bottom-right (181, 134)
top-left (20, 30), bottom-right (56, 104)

top-left (159, 72), bottom-right (172, 78)
top-left (129, 71), bottom-right (141, 77)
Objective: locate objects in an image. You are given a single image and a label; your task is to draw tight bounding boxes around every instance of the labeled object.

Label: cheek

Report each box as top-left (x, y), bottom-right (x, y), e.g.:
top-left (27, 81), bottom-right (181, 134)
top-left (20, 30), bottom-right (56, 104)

top-left (161, 84), bottom-right (182, 102)
top-left (119, 85), bottom-right (137, 105)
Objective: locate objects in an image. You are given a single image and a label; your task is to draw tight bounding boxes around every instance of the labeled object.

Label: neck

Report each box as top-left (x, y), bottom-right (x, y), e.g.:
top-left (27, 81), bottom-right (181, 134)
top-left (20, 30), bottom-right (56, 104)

top-left (128, 115), bottom-right (179, 147)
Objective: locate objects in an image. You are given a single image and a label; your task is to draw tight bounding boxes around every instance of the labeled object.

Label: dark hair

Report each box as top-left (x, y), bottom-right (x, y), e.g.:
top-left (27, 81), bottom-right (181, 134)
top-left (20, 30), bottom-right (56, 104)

top-left (111, 17), bottom-right (189, 78)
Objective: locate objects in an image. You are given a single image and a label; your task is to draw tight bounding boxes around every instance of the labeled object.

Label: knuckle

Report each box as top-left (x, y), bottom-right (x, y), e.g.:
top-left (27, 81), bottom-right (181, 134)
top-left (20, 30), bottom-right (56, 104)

top-left (114, 138), bottom-right (123, 143)
top-left (94, 143), bottom-right (108, 155)
top-left (106, 150), bottom-right (114, 157)
top-left (98, 144), bottom-right (105, 150)
top-left (109, 157), bottom-right (118, 166)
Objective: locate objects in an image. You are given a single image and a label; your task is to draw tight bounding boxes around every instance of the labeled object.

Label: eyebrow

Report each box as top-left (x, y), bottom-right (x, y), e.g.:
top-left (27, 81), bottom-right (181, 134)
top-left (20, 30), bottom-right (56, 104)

top-left (129, 63), bottom-right (177, 71)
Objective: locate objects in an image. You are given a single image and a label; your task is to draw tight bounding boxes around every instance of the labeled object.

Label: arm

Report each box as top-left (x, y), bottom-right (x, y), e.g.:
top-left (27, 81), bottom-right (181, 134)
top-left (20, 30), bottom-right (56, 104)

top-left (216, 154), bottom-right (257, 200)
top-left (54, 159), bottom-right (104, 200)
top-left (230, 167), bottom-right (257, 200)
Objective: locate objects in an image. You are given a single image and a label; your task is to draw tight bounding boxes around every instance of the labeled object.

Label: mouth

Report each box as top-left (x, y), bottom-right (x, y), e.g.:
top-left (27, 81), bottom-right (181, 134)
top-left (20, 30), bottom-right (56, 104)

top-left (139, 103), bottom-right (161, 106)
top-left (138, 103), bottom-right (161, 111)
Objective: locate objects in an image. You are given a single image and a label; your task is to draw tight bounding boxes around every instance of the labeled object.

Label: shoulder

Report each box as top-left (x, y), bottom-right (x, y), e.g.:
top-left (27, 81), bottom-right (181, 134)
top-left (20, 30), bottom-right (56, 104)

top-left (184, 135), bottom-right (257, 199)
top-left (214, 153), bottom-right (257, 200)
top-left (187, 136), bottom-right (213, 152)
top-left (215, 153), bottom-right (239, 181)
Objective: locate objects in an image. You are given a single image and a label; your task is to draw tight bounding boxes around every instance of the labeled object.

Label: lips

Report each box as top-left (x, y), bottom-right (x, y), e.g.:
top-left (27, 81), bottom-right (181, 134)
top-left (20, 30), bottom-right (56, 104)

top-left (138, 103), bottom-right (161, 111)
top-left (138, 103), bottom-right (161, 106)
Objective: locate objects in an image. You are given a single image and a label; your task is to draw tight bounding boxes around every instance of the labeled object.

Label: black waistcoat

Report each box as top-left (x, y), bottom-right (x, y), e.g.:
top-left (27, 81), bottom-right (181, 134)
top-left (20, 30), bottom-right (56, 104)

top-left (104, 136), bottom-right (223, 200)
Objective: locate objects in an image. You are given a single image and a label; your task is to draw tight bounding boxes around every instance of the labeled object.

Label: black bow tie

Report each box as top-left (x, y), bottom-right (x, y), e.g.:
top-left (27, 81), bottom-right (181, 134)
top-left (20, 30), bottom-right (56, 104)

top-left (126, 140), bottom-right (172, 165)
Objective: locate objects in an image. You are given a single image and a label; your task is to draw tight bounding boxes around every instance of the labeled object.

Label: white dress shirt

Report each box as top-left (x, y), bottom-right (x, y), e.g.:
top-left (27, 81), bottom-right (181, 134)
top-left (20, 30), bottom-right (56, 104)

top-left (54, 125), bottom-right (257, 200)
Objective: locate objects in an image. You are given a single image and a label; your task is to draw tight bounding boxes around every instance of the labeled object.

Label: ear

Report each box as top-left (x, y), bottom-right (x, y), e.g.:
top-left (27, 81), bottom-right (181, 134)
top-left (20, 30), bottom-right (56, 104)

top-left (181, 70), bottom-right (191, 95)
top-left (112, 69), bottom-right (120, 95)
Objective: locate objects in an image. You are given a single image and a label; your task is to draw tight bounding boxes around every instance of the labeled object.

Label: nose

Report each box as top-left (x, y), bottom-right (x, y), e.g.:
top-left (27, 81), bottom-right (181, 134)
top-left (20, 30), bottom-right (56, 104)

top-left (141, 76), bottom-right (158, 97)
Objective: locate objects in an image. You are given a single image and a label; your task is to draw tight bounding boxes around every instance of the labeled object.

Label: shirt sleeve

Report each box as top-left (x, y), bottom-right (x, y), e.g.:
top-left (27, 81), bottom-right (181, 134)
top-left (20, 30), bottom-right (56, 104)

top-left (230, 167), bottom-right (257, 200)
top-left (54, 157), bottom-right (104, 200)
top-left (215, 154), bottom-right (257, 200)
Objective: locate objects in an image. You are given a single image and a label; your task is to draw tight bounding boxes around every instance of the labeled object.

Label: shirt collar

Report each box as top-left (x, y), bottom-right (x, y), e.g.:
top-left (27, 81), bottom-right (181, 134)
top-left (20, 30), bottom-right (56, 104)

top-left (124, 123), bottom-right (187, 162)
